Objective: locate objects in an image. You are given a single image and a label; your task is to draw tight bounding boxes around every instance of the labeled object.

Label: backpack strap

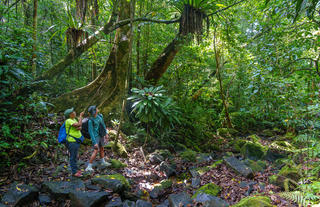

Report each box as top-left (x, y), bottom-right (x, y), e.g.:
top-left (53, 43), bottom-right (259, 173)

top-left (65, 121), bottom-right (72, 142)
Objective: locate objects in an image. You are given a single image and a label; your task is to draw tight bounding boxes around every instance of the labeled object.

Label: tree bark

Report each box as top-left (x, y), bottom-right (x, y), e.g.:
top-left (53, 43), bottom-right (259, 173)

top-left (51, 0), bottom-right (133, 115)
top-left (31, 0), bottom-right (37, 75)
top-left (145, 34), bottom-right (189, 84)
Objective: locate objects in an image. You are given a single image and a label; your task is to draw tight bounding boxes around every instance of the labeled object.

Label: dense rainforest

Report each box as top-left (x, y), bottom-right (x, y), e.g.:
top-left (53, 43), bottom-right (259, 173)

top-left (0, 0), bottom-right (320, 206)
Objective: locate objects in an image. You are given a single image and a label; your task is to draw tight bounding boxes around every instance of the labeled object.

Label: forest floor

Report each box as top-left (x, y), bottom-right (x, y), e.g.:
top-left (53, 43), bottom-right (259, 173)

top-left (0, 127), bottom-right (298, 207)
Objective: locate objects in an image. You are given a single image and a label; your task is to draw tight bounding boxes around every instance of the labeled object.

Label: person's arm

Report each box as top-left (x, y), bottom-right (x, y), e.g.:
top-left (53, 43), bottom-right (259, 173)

top-left (88, 119), bottom-right (97, 146)
top-left (72, 112), bottom-right (84, 128)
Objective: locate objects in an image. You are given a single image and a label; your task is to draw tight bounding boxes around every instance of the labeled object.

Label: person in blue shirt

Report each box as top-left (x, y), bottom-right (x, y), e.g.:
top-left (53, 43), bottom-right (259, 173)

top-left (85, 105), bottom-right (110, 171)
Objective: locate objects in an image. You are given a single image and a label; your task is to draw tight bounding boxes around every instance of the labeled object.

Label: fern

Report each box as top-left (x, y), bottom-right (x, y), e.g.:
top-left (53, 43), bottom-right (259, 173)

top-left (278, 191), bottom-right (310, 207)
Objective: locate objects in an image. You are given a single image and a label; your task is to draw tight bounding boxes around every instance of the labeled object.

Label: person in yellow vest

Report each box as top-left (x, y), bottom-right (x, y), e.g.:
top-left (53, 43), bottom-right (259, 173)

top-left (64, 108), bottom-right (84, 177)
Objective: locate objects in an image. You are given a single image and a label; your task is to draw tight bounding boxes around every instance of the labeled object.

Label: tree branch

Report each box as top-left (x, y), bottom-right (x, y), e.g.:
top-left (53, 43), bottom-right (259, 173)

top-left (208, 0), bottom-right (246, 17)
top-left (37, 13), bottom-right (180, 80)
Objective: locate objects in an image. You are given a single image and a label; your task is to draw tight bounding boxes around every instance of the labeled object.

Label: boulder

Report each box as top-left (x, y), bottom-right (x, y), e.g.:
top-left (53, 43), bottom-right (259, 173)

top-left (269, 175), bottom-right (298, 191)
top-left (150, 186), bottom-right (162, 199)
top-left (239, 181), bottom-right (257, 189)
top-left (189, 169), bottom-right (200, 178)
top-left (224, 156), bottom-right (253, 178)
top-left (240, 141), bottom-right (267, 161)
top-left (150, 179), bottom-right (172, 199)
top-left (110, 159), bottom-right (127, 169)
top-left (194, 193), bottom-right (229, 207)
top-left (148, 153), bottom-right (164, 165)
top-left (135, 200), bottom-right (152, 207)
top-left (1, 183), bottom-right (38, 206)
top-left (156, 199), bottom-right (169, 207)
top-left (191, 177), bottom-right (201, 188)
top-left (38, 194), bottom-right (51, 205)
top-left (42, 180), bottom-right (85, 199)
top-left (159, 161), bottom-right (176, 177)
top-left (180, 149), bottom-right (197, 162)
top-left (160, 179), bottom-right (173, 189)
top-left (243, 160), bottom-right (267, 173)
top-left (123, 200), bottom-right (136, 207)
top-left (85, 181), bottom-right (102, 191)
top-left (265, 149), bottom-right (287, 162)
top-left (105, 197), bottom-right (123, 207)
top-left (91, 174), bottom-right (130, 193)
top-left (232, 196), bottom-right (273, 207)
top-left (196, 153), bottom-right (214, 163)
top-left (70, 191), bottom-right (109, 207)
top-left (192, 183), bottom-right (221, 199)
top-left (231, 140), bottom-right (249, 153)
top-left (168, 192), bottom-right (192, 207)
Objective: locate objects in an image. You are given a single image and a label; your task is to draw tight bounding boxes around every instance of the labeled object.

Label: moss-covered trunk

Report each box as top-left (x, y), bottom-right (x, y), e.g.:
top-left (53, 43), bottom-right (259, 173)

top-left (145, 34), bottom-right (189, 84)
top-left (51, 0), bottom-right (133, 115)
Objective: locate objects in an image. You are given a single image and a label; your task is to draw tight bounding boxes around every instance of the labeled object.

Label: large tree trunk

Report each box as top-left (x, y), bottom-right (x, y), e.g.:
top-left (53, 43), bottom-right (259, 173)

top-left (52, 0), bottom-right (133, 115)
top-left (145, 34), bottom-right (189, 83)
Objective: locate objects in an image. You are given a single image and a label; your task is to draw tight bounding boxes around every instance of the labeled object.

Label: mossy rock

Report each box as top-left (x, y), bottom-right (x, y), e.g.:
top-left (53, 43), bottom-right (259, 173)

top-left (209, 160), bottom-right (223, 169)
top-left (191, 183), bottom-right (221, 199)
top-left (106, 141), bottom-right (128, 158)
top-left (244, 160), bottom-right (267, 173)
top-left (269, 175), bottom-right (297, 191)
top-left (154, 179), bottom-right (173, 190)
top-left (106, 174), bottom-right (130, 189)
top-left (232, 139), bottom-right (249, 153)
top-left (240, 141), bottom-right (267, 161)
top-left (179, 149), bottom-right (197, 162)
top-left (247, 134), bottom-right (261, 142)
top-left (110, 159), bottom-right (127, 169)
top-left (278, 164), bottom-right (302, 181)
top-left (232, 196), bottom-right (273, 207)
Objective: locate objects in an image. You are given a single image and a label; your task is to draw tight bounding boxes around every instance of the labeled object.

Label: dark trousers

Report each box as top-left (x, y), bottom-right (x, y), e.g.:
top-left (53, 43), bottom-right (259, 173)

top-left (66, 142), bottom-right (80, 174)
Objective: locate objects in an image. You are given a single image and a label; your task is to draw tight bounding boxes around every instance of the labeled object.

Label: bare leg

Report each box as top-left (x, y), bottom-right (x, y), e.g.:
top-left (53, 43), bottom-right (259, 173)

top-left (99, 146), bottom-right (105, 159)
top-left (89, 149), bottom-right (98, 163)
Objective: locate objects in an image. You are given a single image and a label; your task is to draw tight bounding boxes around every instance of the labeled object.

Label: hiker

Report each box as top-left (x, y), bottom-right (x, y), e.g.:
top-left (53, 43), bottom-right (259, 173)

top-left (64, 108), bottom-right (84, 177)
top-left (85, 105), bottom-right (110, 171)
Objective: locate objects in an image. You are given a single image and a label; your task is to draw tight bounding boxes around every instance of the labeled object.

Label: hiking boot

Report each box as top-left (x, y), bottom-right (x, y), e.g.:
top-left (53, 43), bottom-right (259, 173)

top-left (73, 170), bottom-right (82, 177)
top-left (101, 159), bottom-right (111, 167)
top-left (85, 165), bottom-right (94, 172)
